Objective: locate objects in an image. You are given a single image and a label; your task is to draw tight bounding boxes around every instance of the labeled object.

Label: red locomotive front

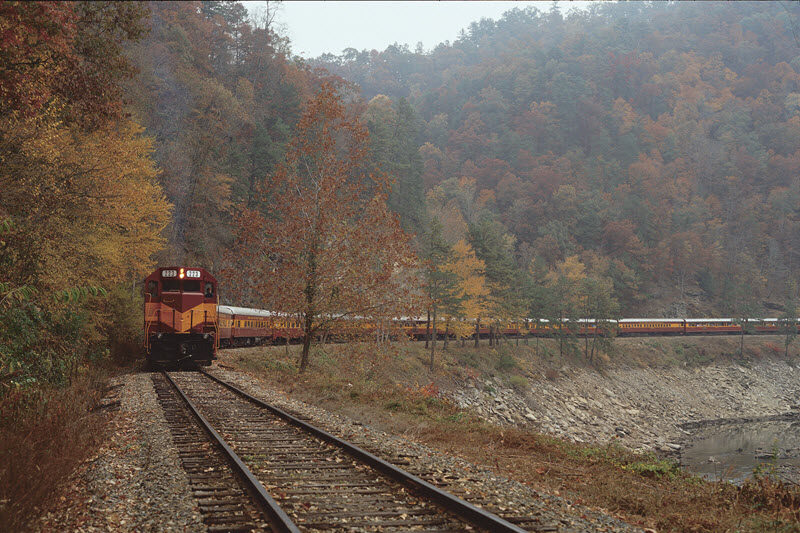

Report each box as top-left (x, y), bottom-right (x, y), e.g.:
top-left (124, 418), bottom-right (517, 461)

top-left (143, 267), bottom-right (218, 368)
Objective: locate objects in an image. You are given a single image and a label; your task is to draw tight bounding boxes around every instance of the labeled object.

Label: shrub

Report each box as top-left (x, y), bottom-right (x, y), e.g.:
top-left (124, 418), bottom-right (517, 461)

top-left (495, 352), bottom-right (516, 371)
top-left (508, 374), bottom-right (529, 390)
top-left (624, 458), bottom-right (680, 479)
top-left (0, 366), bottom-right (110, 529)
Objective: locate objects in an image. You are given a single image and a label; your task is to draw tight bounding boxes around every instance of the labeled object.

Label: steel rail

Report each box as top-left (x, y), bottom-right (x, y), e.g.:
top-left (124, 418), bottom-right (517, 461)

top-left (200, 369), bottom-right (528, 533)
top-left (162, 371), bottom-right (301, 533)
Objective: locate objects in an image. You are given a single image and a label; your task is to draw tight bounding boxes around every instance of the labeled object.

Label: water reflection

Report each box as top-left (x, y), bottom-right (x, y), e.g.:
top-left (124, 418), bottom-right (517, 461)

top-left (680, 419), bottom-right (800, 483)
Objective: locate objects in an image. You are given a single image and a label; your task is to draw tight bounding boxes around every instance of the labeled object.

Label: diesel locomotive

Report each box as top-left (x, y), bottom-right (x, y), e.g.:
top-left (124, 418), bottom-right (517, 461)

top-left (143, 266), bottom-right (218, 368)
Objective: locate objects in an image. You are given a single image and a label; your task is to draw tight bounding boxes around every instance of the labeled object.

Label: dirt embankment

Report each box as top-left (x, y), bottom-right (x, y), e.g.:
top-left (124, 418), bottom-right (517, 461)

top-left (227, 336), bottom-right (800, 454)
top-left (449, 355), bottom-right (799, 454)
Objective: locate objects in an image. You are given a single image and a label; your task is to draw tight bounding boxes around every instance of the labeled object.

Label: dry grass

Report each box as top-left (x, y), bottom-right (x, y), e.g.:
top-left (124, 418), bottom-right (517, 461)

top-left (220, 338), bottom-right (800, 532)
top-left (0, 363), bottom-right (114, 530)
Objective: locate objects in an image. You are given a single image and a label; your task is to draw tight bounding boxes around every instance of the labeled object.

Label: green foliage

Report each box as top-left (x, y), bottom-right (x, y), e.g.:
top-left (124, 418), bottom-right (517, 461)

top-left (495, 352), bottom-right (517, 371)
top-left (624, 458), bottom-right (681, 479)
top-left (54, 286), bottom-right (108, 304)
top-left (673, 343), bottom-right (713, 366)
top-left (0, 283), bottom-right (37, 308)
top-left (366, 96), bottom-right (426, 231)
top-left (0, 302), bottom-right (94, 390)
top-left (507, 374), bottom-right (529, 390)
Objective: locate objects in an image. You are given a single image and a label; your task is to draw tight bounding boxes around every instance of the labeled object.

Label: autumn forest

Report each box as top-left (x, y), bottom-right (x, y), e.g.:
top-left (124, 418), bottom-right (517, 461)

top-left (3, 1), bottom-right (800, 395)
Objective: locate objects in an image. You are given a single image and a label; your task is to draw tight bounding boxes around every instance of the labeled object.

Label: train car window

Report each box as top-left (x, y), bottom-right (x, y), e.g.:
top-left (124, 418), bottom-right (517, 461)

top-left (146, 280), bottom-right (158, 296)
top-left (162, 279), bottom-right (180, 292)
top-left (183, 280), bottom-right (201, 292)
top-left (204, 283), bottom-right (214, 297)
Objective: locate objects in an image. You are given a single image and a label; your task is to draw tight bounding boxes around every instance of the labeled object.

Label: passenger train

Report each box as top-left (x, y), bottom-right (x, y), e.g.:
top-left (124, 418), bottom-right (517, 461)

top-left (143, 267), bottom-right (800, 368)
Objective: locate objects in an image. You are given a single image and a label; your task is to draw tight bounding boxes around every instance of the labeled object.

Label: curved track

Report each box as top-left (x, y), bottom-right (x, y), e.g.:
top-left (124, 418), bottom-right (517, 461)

top-left (157, 370), bottom-right (532, 532)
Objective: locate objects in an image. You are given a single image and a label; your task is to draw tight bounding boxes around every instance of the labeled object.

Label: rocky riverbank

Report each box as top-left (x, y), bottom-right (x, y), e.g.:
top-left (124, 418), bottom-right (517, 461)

top-left (447, 357), bottom-right (800, 454)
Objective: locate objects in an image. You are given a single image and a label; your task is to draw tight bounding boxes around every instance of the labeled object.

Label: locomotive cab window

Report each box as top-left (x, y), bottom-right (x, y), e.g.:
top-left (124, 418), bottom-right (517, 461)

top-left (162, 279), bottom-right (180, 292)
top-left (183, 280), bottom-right (201, 292)
top-left (205, 283), bottom-right (214, 298)
top-left (146, 280), bottom-right (158, 296)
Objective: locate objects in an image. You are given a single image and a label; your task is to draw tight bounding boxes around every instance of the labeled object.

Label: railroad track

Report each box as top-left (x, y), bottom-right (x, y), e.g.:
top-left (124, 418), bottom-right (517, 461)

top-left (155, 370), bottom-right (535, 532)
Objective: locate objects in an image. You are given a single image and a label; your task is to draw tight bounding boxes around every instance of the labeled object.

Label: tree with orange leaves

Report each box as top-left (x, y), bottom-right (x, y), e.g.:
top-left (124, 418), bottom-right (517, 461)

top-left (229, 83), bottom-right (420, 371)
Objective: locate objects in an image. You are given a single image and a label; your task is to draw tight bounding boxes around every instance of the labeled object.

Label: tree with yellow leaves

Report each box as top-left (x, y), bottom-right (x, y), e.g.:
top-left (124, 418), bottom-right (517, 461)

top-left (443, 239), bottom-right (489, 343)
top-left (0, 115), bottom-right (169, 294)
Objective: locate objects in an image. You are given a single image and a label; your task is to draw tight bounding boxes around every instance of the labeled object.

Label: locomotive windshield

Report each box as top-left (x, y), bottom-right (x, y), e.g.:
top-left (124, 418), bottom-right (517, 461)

top-left (183, 280), bottom-right (201, 292)
top-left (162, 279), bottom-right (203, 292)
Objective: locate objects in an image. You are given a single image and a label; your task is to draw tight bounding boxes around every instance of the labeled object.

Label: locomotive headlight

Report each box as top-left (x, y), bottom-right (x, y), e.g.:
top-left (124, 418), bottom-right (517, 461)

top-left (203, 333), bottom-right (209, 339)
top-left (179, 268), bottom-right (185, 279)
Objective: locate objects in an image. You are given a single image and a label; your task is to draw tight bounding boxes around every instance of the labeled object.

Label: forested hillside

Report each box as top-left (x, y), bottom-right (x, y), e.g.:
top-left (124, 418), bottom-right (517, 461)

top-left (315, 2), bottom-right (800, 317)
top-left (124, 1), bottom-right (312, 269)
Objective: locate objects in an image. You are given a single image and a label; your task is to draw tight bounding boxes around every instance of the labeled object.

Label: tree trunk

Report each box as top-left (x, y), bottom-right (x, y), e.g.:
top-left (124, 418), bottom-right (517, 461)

top-left (300, 332), bottom-right (311, 371)
top-left (430, 307), bottom-right (437, 370)
top-left (474, 319), bottom-right (480, 347)
top-left (443, 317), bottom-right (450, 351)
top-left (584, 331), bottom-right (589, 360)
top-left (425, 309), bottom-right (430, 349)
top-left (299, 313), bottom-right (314, 372)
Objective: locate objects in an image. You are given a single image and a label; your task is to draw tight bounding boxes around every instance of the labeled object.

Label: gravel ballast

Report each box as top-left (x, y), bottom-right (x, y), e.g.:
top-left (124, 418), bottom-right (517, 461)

top-left (35, 373), bottom-right (203, 532)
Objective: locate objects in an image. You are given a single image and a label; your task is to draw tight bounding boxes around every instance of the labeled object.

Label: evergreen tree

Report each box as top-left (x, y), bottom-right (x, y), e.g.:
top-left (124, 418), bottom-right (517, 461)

top-left (468, 216), bottom-right (525, 344)
top-left (422, 218), bottom-right (462, 368)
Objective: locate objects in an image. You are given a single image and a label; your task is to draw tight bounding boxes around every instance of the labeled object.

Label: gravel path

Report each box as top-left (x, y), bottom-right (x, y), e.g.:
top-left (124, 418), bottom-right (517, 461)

top-left (34, 373), bottom-right (203, 532)
top-left (207, 365), bottom-right (642, 532)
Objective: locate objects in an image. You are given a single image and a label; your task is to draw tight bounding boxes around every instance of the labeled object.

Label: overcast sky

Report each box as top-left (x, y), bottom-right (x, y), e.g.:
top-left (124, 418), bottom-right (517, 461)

top-left (243, 1), bottom-right (594, 58)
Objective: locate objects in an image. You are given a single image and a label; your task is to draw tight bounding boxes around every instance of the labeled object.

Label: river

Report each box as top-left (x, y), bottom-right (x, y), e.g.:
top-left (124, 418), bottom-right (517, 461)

top-left (680, 418), bottom-right (800, 483)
